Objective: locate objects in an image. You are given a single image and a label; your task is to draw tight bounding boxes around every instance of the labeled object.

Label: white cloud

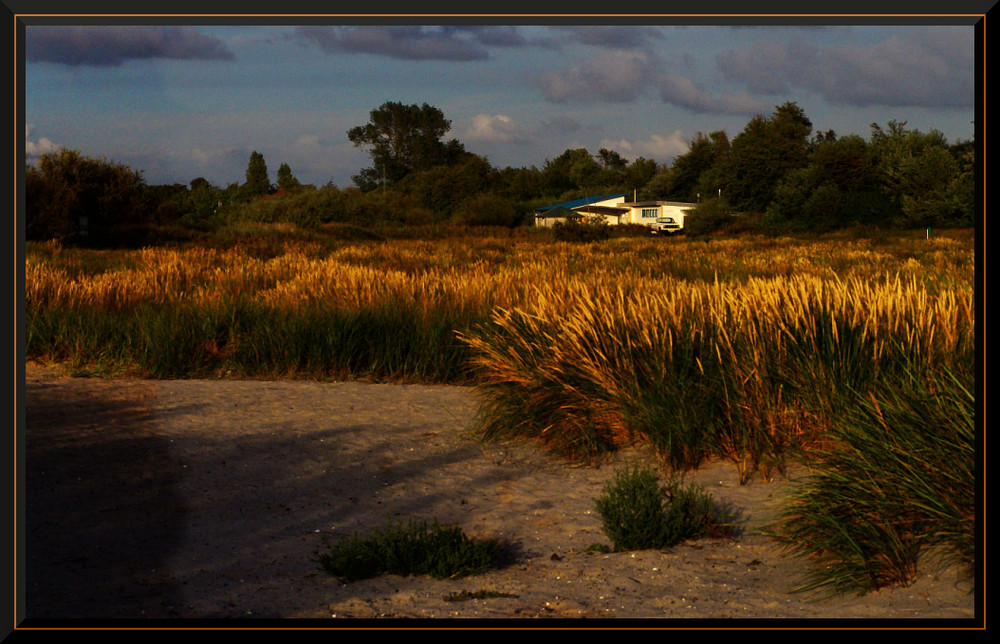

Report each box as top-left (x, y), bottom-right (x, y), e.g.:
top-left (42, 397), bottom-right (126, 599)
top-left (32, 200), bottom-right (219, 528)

top-left (290, 134), bottom-right (323, 153)
top-left (600, 129), bottom-right (688, 161)
top-left (25, 124), bottom-right (61, 158)
top-left (465, 114), bottom-right (530, 144)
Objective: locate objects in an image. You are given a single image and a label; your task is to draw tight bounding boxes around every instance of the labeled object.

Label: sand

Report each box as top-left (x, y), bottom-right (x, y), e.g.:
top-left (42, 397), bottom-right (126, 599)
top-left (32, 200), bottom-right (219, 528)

top-left (20, 363), bottom-right (977, 626)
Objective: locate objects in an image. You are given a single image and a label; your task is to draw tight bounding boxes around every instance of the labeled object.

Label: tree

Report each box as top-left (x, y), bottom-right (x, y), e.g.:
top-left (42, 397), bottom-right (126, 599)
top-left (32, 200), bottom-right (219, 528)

top-left (666, 130), bottom-right (729, 203)
top-left (946, 141), bottom-right (976, 227)
top-left (623, 157), bottom-right (658, 197)
top-left (869, 121), bottom-right (964, 228)
top-left (597, 148), bottom-right (628, 171)
top-left (244, 151), bottom-right (271, 198)
top-left (452, 192), bottom-right (519, 227)
top-left (495, 165), bottom-right (542, 203)
top-left (717, 102), bottom-right (812, 212)
top-left (186, 177), bottom-right (224, 220)
top-left (25, 149), bottom-right (149, 243)
top-left (276, 162), bottom-right (302, 193)
top-left (402, 152), bottom-right (495, 216)
top-left (542, 148), bottom-right (603, 198)
top-left (348, 101), bottom-right (465, 191)
top-left (764, 133), bottom-right (893, 231)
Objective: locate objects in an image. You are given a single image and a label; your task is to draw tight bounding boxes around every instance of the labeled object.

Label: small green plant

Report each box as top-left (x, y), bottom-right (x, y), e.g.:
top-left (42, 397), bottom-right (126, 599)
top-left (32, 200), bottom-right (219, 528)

top-left (443, 590), bottom-right (520, 602)
top-left (594, 465), bottom-right (735, 551)
top-left (313, 518), bottom-right (503, 583)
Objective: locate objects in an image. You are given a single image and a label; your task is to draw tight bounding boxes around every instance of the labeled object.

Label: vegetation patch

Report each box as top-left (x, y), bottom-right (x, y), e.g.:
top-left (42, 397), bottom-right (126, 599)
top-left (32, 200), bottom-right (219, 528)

top-left (442, 590), bottom-right (520, 602)
top-left (313, 518), bottom-right (505, 583)
top-left (594, 465), bottom-right (736, 552)
top-left (767, 366), bottom-right (975, 597)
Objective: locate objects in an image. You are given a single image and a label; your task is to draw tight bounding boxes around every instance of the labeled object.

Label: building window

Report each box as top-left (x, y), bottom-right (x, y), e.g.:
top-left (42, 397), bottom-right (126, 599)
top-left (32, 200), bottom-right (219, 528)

top-left (641, 208), bottom-right (658, 219)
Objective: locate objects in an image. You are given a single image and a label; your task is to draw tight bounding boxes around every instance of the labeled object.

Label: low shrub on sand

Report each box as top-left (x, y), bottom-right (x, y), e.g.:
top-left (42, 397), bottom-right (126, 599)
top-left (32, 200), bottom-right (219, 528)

top-left (595, 465), bottom-right (736, 552)
top-left (313, 518), bottom-right (503, 583)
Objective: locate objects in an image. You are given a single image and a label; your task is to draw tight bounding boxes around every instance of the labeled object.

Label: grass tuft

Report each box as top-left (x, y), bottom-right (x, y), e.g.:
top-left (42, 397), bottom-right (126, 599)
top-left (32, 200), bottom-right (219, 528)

top-left (766, 366), bottom-right (975, 597)
top-left (594, 465), bottom-right (736, 552)
top-left (313, 518), bottom-right (504, 583)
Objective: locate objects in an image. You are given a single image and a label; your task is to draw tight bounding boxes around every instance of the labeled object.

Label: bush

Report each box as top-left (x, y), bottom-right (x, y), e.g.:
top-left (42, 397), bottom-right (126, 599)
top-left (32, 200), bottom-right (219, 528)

top-left (26, 149), bottom-right (151, 244)
top-left (553, 220), bottom-right (611, 242)
top-left (683, 197), bottom-right (732, 237)
top-left (594, 465), bottom-right (735, 551)
top-left (452, 193), bottom-right (519, 227)
top-left (313, 518), bottom-right (503, 582)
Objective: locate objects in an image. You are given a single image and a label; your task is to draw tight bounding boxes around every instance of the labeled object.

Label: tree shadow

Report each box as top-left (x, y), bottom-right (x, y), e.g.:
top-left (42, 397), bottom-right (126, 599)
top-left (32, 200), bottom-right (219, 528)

top-left (23, 378), bottom-right (188, 621)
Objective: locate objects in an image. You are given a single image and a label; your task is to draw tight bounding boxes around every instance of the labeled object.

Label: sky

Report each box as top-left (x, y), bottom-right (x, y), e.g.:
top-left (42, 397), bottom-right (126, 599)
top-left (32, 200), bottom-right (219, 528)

top-left (22, 18), bottom-right (980, 190)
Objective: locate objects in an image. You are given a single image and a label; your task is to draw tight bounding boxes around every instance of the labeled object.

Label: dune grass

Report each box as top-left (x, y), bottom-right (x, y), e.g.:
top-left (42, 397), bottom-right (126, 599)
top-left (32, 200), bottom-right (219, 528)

top-left (25, 228), bottom-right (977, 595)
top-left (766, 364), bottom-right (976, 596)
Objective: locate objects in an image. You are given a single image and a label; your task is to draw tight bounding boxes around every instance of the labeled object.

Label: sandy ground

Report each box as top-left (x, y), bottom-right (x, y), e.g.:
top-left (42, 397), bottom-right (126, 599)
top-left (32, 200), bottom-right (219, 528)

top-left (19, 363), bottom-right (978, 627)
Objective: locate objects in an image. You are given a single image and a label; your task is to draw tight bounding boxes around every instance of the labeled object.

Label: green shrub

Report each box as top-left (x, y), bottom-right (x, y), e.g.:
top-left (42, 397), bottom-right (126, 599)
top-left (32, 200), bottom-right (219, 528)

top-left (594, 465), bottom-right (735, 551)
top-left (553, 220), bottom-right (611, 242)
top-left (313, 518), bottom-right (503, 582)
top-left (683, 197), bottom-right (733, 237)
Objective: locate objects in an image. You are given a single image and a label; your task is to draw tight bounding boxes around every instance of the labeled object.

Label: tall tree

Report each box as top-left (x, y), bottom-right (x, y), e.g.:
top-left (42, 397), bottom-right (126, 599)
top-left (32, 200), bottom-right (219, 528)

top-left (276, 162), bottom-right (302, 193)
top-left (868, 120), bottom-right (964, 228)
top-left (244, 151), bottom-right (271, 197)
top-left (765, 134), bottom-right (892, 231)
top-left (718, 102), bottom-right (812, 212)
top-left (596, 148), bottom-right (628, 171)
top-left (666, 130), bottom-right (729, 203)
top-left (623, 157), bottom-right (658, 197)
top-left (541, 148), bottom-right (603, 198)
top-left (347, 101), bottom-right (465, 191)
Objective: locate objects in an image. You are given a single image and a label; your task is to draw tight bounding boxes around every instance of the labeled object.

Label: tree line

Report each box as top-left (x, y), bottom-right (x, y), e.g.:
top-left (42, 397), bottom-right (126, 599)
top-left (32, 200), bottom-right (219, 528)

top-left (24, 100), bottom-right (976, 244)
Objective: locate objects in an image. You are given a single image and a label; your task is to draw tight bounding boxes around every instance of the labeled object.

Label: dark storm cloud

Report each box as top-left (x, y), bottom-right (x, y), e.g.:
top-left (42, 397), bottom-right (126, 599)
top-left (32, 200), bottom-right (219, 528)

top-left (25, 26), bottom-right (236, 67)
top-left (716, 27), bottom-right (973, 108)
top-left (294, 25), bottom-right (497, 61)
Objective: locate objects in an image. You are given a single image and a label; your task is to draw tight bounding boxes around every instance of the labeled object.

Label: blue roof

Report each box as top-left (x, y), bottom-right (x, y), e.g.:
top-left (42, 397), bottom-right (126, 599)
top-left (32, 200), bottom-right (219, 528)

top-left (535, 194), bottom-right (628, 213)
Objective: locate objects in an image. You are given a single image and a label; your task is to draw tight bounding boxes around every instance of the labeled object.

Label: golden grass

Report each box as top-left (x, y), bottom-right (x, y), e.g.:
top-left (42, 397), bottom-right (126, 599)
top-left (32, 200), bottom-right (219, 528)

top-left (26, 232), bottom-right (974, 371)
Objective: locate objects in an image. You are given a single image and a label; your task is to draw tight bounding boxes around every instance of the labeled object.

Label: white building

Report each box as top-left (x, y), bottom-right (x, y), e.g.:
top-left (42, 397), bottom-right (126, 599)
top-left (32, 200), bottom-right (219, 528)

top-left (534, 194), bottom-right (696, 232)
top-left (616, 201), bottom-right (696, 233)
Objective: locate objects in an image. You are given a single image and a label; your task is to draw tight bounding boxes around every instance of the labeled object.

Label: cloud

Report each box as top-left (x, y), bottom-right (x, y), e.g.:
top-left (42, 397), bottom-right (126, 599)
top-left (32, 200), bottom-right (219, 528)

top-left (717, 27), bottom-right (974, 108)
top-left (600, 129), bottom-right (689, 161)
top-left (658, 74), bottom-right (768, 115)
top-left (188, 145), bottom-right (254, 181)
top-left (290, 134), bottom-right (324, 153)
top-left (539, 48), bottom-right (660, 103)
top-left (465, 114), bottom-right (530, 144)
top-left (25, 125), bottom-right (61, 158)
top-left (458, 26), bottom-right (528, 48)
top-left (539, 115), bottom-right (583, 135)
top-left (25, 26), bottom-right (235, 67)
top-left (548, 25), bottom-right (667, 49)
top-left (539, 47), bottom-right (767, 115)
top-left (295, 25), bottom-right (493, 61)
